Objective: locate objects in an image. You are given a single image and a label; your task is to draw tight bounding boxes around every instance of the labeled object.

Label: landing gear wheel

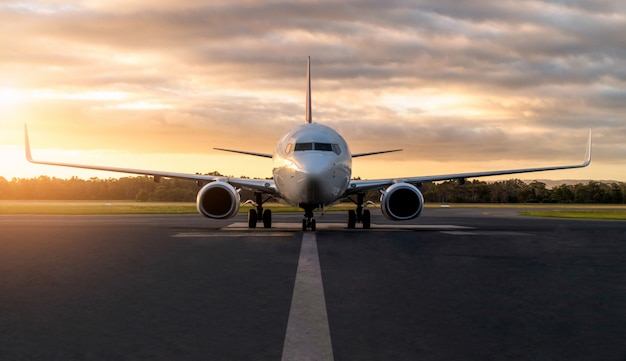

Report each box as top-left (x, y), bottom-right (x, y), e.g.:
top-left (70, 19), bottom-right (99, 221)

top-left (263, 209), bottom-right (272, 228)
top-left (302, 218), bottom-right (316, 231)
top-left (301, 205), bottom-right (317, 231)
top-left (362, 209), bottom-right (371, 229)
top-left (347, 210), bottom-right (356, 229)
top-left (248, 209), bottom-right (257, 228)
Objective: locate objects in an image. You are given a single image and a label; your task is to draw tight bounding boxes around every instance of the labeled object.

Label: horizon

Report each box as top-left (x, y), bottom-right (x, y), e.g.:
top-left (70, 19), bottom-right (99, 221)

top-left (2, 1), bottom-right (625, 182)
top-left (2, 173), bottom-right (622, 187)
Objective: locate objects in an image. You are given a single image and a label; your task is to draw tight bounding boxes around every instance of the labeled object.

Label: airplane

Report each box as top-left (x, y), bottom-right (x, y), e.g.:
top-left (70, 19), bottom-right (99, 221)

top-left (25, 57), bottom-right (592, 231)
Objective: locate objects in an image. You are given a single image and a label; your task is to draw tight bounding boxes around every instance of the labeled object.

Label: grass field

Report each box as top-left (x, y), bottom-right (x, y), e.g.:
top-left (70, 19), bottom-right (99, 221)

top-left (0, 201), bottom-right (199, 215)
top-left (518, 209), bottom-right (626, 220)
top-left (1, 201), bottom-right (625, 220)
top-left (0, 201), bottom-right (356, 215)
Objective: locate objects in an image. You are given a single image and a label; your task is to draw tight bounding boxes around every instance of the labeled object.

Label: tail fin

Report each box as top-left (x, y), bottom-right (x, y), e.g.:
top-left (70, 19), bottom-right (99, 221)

top-left (305, 56), bottom-right (312, 124)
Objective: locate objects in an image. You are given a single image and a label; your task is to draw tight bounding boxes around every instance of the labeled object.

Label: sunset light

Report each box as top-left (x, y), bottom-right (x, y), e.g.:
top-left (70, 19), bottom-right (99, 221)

top-left (1, 88), bottom-right (25, 108)
top-left (3, 5), bottom-right (626, 361)
top-left (1, 1), bottom-right (624, 182)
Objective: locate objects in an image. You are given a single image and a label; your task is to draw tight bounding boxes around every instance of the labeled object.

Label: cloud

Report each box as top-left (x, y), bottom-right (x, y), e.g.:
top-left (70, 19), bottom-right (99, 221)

top-left (1, 0), bottom-right (624, 180)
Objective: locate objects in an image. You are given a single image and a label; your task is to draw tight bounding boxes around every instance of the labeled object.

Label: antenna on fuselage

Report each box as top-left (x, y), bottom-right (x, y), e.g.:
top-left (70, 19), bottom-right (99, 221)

top-left (306, 56), bottom-right (312, 124)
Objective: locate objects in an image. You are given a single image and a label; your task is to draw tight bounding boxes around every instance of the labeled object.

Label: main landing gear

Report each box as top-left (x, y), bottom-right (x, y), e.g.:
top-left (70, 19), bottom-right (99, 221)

top-left (247, 192), bottom-right (272, 228)
top-left (299, 194), bottom-right (371, 231)
top-left (347, 193), bottom-right (371, 229)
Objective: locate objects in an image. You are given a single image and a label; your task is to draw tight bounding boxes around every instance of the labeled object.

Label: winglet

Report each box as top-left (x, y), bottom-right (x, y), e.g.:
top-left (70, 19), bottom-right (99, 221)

top-left (582, 128), bottom-right (592, 166)
top-left (305, 56), bottom-right (312, 124)
top-left (24, 124), bottom-right (34, 162)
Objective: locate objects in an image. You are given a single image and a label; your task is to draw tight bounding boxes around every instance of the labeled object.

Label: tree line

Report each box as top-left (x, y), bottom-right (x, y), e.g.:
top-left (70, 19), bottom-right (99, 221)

top-left (419, 179), bottom-right (625, 204)
top-left (0, 175), bottom-right (624, 204)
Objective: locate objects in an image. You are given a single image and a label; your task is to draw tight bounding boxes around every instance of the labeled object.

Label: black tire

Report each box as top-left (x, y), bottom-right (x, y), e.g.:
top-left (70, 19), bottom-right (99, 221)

top-left (248, 209), bottom-right (257, 228)
top-left (348, 210), bottom-right (356, 229)
top-left (263, 209), bottom-right (272, 228)
top-left (302, 219), bottom-right (307, 231)
top-left (311, 219), bottom-right (316, 231)
top-left (362, 209), bottom-right (371, 229)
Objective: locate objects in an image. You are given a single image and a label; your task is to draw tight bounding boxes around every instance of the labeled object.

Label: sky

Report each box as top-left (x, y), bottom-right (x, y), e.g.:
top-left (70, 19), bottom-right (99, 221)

top-left (1, 0), bottom-right (625, 182)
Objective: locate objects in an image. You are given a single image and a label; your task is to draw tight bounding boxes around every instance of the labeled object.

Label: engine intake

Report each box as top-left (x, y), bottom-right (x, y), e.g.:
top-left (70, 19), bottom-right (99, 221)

top-left (380, 183), bottom-right (424, 221)
top-left (196, 182), bottom-right (240, 219)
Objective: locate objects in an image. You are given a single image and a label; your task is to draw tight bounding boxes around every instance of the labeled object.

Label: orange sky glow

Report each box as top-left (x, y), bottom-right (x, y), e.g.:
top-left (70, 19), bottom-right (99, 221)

top-left (1, 1), bottom-right (624, 182)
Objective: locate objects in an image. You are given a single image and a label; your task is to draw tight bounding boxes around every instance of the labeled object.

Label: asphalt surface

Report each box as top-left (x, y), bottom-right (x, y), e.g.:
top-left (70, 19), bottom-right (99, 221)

top-left (1, 208), bottom-right (625, 360)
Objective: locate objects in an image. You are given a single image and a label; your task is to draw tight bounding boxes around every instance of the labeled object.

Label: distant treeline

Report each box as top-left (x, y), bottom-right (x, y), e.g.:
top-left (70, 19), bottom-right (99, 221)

top-left (419, 179), bottom-right (625, 204)
top-left (0, 175), bottom-right (624, 204)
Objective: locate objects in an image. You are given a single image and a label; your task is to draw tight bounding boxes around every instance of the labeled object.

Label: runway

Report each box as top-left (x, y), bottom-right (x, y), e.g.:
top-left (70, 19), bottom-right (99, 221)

top-left (1, 208), bottom-right (625, 360)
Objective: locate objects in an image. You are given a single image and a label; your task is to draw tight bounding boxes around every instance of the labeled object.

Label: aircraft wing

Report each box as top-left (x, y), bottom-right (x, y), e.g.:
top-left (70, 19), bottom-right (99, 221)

top-left (347, 129), bottom-right (592, 195)
top-left (24, 126), bottom-right (278, 196)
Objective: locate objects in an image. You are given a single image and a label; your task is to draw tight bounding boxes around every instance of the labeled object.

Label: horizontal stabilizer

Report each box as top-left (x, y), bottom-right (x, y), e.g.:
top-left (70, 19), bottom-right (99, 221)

top-left (213, 148), bottom-right (272, 158)
top-left (352, 149), bottom-right (403, 158)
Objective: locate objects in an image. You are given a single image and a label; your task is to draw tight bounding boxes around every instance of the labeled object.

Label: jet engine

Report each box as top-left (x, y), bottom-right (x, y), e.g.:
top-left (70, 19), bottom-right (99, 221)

top-left (380, 183), bottom-right (424, 221)
top-left (196, 182), bottom-right (240, 219)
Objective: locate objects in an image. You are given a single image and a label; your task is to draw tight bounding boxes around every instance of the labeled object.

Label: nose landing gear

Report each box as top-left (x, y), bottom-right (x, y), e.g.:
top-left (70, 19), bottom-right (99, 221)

top-left (302, 218), bottom-right (316, 231)
top-left (301, 204), bottom-right (317, 231)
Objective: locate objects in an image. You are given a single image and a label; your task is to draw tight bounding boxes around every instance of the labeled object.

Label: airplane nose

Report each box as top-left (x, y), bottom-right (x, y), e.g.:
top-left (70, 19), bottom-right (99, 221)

top-left (303, 177), bottom-right (323, 203)
top-left (294, 154), bottom-right (335, 203)
top-left (294, 153), bottom-right (333, 175)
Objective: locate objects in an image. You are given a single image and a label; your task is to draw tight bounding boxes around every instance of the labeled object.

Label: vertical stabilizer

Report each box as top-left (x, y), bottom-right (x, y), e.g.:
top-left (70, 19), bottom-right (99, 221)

top-left (306, 56), bottom-right (312, 124)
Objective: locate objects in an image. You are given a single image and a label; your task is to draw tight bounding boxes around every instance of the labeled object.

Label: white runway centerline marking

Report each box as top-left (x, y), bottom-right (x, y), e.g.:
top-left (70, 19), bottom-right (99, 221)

top-left (282, 232), bottom-right (334, 361)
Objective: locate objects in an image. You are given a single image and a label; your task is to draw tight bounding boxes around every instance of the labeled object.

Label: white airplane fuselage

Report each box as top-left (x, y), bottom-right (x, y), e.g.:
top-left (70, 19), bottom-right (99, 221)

top-left (272, 123), bottom-right (352, 208)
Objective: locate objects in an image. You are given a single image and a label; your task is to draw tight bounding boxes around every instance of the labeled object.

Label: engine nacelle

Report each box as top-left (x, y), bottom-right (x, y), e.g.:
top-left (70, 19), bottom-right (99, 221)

top-left (196, 182), bottom-right (240, 219)
top-left (380, 183), bottom-right (424, 221)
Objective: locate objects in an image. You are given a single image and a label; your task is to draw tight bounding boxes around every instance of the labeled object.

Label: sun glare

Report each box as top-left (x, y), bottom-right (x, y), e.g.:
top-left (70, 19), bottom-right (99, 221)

top-left (1, 88), bottom-right (131, 108)
top-left (112, 101), bottom-right (171, 110)
top-left (0, 88), bottom-right (24, 108)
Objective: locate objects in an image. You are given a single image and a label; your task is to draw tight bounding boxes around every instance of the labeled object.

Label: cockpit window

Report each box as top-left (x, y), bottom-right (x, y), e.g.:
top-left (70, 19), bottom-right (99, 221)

top-left (314, 143), bottom-right (333, 151)
top-left (294, 143), bottom-right (314, 151)
top-left (294, 142), bottom-right (341, 155)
